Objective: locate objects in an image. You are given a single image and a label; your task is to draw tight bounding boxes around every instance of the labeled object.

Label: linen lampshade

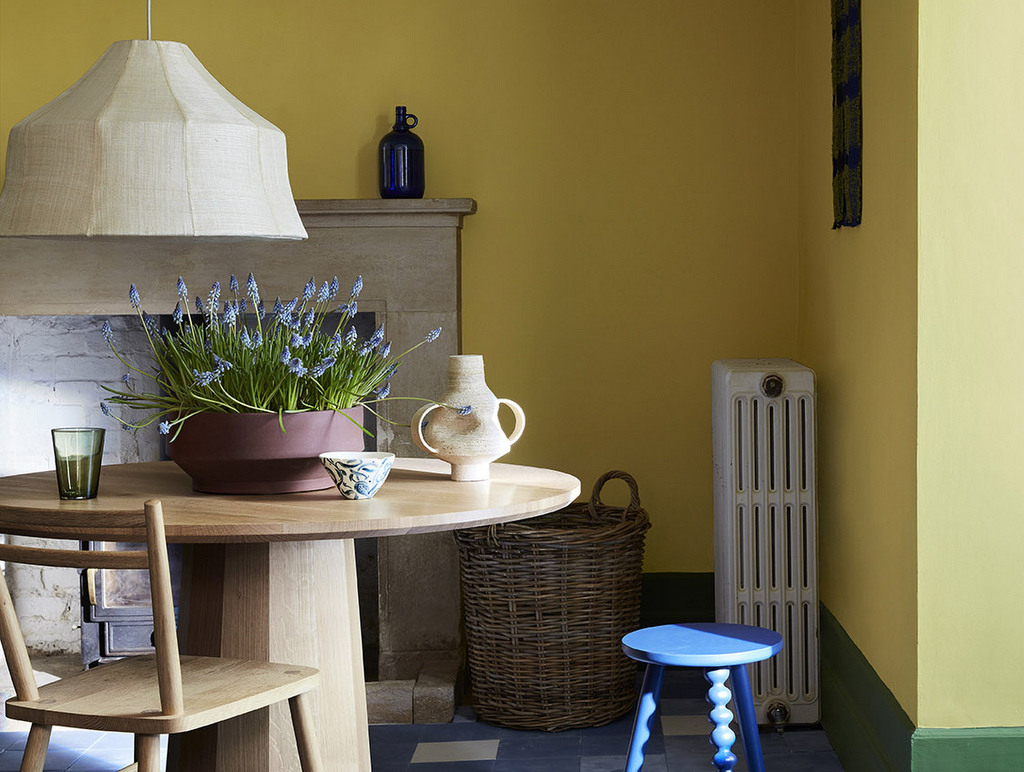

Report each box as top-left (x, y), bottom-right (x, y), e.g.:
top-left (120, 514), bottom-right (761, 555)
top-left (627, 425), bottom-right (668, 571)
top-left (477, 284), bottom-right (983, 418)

top-left (0, 40), bottom-right (307, 239)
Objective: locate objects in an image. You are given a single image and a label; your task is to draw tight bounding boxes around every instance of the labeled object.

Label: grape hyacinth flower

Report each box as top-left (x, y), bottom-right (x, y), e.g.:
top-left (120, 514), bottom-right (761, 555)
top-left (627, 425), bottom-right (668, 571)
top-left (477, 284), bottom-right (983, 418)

top-left (247, 273), bottom-right (260, 304)
top-left (310, 356), bottom-right (336, 379)
top-left (457, 405), bottom-right (473, 415)
top-left (100, 402), bottom-right (111, 417)
top-left (425, 327), bottom-right (442, 343)
top-left (98, 272), bottom-right (446, 438)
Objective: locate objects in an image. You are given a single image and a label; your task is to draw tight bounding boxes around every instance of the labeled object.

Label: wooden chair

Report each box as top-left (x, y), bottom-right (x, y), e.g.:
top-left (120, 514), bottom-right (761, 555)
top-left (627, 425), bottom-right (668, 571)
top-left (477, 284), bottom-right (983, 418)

top-left (0, 499), bottom-right (323, 772)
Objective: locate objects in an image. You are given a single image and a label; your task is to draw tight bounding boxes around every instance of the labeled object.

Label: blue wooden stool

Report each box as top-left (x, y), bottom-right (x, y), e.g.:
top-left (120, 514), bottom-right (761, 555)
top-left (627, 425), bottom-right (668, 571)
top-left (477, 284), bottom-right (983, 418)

top-left (621, 622), bottom-right (783, 772)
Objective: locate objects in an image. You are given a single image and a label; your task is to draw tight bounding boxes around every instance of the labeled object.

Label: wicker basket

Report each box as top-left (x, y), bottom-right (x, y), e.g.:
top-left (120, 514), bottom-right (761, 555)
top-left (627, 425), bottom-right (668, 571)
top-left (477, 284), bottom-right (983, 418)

top-left (455, 470), bottom-right (651, 731)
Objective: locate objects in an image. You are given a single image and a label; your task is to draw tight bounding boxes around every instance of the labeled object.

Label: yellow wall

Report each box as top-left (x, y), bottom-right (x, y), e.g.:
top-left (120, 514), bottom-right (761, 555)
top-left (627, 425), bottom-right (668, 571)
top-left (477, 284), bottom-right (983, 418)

top-left (796, 0), bottom-right (919, 720)
top-left (917, 0), bottom-right (1024, 728)
top-left (0, 0), bottom-right (802, 572)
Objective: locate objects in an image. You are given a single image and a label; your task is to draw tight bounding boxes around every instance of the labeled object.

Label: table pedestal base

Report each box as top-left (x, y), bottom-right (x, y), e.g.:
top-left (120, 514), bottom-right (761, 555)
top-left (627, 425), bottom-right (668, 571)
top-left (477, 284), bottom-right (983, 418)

top-left (171, 539), bottom-right (369, 772)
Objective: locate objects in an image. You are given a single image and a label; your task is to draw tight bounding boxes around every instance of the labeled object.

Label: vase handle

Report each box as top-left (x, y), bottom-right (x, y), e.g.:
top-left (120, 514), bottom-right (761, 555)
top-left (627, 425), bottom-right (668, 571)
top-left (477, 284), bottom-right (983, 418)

top-left (498, 398), bottom-right (526, 446)
top-left (412, 403), bottom-right (443, 455)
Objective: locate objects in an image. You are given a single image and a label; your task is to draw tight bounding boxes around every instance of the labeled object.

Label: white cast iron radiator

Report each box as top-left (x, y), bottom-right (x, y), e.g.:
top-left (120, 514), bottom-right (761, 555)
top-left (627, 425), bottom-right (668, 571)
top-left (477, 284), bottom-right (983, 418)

top-left (711, 358), bottom-right (819, 726)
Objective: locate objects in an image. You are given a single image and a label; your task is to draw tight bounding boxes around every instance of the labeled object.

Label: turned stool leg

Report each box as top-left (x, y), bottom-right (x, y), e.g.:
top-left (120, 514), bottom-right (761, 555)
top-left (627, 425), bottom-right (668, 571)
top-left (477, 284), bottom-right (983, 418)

top-left (705, 667), bottom-right (738, 772)
top-left (729, 663), bottom-right (767, 772)
top-left (624, 663), bottom-right (665, 772)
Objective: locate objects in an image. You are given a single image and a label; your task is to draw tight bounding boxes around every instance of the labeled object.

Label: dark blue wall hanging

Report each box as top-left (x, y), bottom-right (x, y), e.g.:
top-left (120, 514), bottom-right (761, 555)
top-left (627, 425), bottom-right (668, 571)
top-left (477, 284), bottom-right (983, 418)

top-left (832, 0), bottom-right (862, 228)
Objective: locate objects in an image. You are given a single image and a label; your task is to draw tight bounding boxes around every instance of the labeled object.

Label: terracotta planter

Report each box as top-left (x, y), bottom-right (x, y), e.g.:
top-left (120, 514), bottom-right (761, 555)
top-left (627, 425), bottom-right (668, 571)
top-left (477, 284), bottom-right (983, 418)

top-left (166, 407), bottom-right (366, 494)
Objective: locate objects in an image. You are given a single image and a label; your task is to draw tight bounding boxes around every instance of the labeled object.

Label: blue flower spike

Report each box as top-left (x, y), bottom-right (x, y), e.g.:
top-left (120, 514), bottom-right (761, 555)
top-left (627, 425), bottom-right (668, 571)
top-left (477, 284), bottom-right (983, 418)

top-left (351, 275), bottom-right (363, 298)
top-left (247, 273), bottom-right (260, 304)
top-left (177, 276), bottom-right (187, 299)
top-left (303, 277), bottom-right (315, 302)
top-left (100, 403), bottom-right (111, 417)
top-left (457, 405), bottom-right (473, 415)
top-left (159, 421), bottom-right (171, 435)
top-left (317, 281), bottom-right (330, 304)
top-left (425, 327), bottom-right (442, 343)
top-left (129, 284), bottom-right (141, 309)
top-left (172, 302), bottom-right (184, 325)
top-left (101, 321), bottom-right (114, 345)
top-left (229, 274), bottom-right (240, 294)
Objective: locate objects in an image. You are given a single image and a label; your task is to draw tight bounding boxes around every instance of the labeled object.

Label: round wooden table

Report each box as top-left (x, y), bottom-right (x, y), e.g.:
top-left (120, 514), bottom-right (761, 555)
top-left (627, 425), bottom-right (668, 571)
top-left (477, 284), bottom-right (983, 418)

top-left (0, 458), bottom-right (581, 772)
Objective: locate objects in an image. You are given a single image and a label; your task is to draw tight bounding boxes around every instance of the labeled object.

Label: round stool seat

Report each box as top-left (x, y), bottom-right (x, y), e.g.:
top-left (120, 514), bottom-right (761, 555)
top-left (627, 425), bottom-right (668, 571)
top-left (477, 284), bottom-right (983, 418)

top-left (620, 623), bottom-right (784, 772)
top-left (622, 622), bottom-right (783, 667)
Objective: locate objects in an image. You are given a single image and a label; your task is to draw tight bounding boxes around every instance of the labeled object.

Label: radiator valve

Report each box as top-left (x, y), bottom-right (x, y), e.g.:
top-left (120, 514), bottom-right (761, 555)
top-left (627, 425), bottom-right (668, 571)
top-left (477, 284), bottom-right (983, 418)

top-left (766, 701), bottom-right (790, 732)
top-left (761, 373), bottom-right (785, 398)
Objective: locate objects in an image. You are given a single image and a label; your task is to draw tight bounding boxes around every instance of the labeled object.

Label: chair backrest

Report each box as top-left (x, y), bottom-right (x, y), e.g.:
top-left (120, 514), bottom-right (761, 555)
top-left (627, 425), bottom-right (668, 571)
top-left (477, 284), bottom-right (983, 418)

top-left (0, 499), bottom-right (183, 714)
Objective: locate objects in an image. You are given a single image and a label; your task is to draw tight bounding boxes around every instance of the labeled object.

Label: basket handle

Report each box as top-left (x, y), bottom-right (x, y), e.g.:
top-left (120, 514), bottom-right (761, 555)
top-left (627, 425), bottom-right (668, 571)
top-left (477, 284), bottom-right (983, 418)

top-left (587, 470), bottom-right (642, 519)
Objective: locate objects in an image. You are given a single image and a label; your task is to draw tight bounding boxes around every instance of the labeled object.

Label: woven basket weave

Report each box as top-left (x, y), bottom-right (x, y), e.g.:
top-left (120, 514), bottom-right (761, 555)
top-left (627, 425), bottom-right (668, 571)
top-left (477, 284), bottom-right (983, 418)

top-left (455, 470), bottom-right (651, 731)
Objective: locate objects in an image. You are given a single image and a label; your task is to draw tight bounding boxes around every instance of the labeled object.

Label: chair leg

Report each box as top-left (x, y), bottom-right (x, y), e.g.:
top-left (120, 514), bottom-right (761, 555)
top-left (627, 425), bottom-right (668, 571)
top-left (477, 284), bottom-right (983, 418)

top-left (624, 663), bottom-right (665, 772)
top-left (19, 724), bottom-right (51, 772)
top-left (705, 667), bottom-right (738, 772)
top-left (135, 734), bottom-right (161, 772)
top-left (729, 663), bottom-right (767, 772)
top-left (289, 692), bottom-right (325, 772)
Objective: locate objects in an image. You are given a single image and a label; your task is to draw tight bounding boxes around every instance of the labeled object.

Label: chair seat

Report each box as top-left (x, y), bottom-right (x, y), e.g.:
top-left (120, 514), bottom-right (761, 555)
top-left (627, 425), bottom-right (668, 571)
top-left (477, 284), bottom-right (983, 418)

top-left (621, 622), bottom-right (783, 667)
top-left (6, 654), bottom-right (319, 735)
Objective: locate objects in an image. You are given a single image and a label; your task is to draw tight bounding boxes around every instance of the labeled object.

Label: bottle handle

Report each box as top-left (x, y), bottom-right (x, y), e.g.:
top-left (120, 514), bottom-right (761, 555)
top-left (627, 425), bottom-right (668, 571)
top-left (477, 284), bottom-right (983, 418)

top-left (412, 403), bottom-right (442, 455)
top-left (497, 399), bottom-right (526, 446)
top-left (404, 113), bottom-right (418, 129)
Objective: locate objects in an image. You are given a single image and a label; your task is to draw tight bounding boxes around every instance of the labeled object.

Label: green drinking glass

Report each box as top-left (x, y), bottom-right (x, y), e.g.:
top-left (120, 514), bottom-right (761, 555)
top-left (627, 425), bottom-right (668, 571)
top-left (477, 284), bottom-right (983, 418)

top-left (51, 428), bottom-right (105, 500)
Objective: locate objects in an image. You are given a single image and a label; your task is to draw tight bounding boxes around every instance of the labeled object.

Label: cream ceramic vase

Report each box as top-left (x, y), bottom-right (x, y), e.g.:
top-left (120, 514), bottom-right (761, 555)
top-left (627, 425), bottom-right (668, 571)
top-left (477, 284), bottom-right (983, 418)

top-left (412, 355), bottom-right (526, 481)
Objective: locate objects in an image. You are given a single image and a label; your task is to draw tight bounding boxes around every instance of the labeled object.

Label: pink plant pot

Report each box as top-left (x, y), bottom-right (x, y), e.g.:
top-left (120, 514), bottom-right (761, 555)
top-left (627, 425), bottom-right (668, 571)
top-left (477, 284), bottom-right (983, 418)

top-left (165, 407), bottom-right (366, 494)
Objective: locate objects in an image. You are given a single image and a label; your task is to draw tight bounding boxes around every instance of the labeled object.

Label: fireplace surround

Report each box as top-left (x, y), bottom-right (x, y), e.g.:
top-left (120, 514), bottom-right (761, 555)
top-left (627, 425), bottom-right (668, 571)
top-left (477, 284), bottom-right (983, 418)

top-left (0, 198), bottom-right (476, 720)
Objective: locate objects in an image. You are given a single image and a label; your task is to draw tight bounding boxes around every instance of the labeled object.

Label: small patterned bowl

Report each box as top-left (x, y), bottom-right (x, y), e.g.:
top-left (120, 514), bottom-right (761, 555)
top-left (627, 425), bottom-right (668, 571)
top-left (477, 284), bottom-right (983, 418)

top-left (319, 452), bottom-right (396, 500)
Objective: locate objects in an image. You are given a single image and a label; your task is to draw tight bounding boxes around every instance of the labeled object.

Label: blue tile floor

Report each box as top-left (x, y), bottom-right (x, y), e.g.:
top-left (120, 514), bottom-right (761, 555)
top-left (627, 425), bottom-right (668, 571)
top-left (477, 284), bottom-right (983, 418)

top-left (0, 670), bottom-right (842, 770)
top-left (370, 669), bottom-right (843, 772)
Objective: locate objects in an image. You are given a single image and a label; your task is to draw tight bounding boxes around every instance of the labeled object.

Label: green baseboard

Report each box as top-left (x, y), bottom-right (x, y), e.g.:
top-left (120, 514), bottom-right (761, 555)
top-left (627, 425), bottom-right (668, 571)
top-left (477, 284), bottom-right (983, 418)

top-left (911, 728), bottom-right (1024, 772)
top-left (640, 572), bottom-right (715, 626)
top-left (820, 604), bottom-right (914, 771)
top-left (821, 604), bottom-right (1024, 772)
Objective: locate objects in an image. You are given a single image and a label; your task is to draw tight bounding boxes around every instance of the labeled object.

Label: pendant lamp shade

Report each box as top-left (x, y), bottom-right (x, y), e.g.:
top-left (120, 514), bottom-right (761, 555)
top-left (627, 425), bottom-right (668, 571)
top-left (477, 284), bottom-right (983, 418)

top-left (0, 40), bottom-right (307, 239)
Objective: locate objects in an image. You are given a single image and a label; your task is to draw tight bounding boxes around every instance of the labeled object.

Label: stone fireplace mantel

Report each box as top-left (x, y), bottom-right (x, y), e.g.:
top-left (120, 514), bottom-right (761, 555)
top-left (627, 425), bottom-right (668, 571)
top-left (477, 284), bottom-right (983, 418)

top-left (0, 198), bottom-right (476, 722)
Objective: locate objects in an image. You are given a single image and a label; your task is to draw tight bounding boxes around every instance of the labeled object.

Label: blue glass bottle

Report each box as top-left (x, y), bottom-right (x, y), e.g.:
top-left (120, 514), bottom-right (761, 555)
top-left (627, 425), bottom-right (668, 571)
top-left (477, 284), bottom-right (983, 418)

top-left (379, 106), bottom-right (424, 199)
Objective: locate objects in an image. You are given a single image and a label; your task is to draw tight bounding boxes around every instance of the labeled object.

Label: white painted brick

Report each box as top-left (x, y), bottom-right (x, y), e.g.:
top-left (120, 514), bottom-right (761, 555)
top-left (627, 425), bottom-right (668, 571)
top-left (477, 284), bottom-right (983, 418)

top-left (1, 315), bottom-right (161, 655)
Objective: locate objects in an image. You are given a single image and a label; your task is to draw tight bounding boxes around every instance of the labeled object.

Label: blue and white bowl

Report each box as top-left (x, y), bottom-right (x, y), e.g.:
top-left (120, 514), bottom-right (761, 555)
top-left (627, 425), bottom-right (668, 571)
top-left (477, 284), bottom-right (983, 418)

top-left (319, 452), bottom-right (395, 499)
